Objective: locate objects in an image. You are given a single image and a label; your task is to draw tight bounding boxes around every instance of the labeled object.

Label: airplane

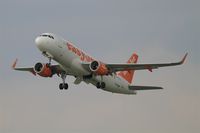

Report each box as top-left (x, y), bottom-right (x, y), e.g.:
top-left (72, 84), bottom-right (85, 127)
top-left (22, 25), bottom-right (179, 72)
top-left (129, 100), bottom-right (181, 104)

top-left (12, 33), bottom-right (188, 94)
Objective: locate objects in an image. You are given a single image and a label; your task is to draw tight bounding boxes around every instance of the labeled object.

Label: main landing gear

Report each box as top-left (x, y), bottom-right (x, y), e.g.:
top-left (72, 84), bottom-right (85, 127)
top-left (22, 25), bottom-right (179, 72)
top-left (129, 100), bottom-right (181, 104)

top-left (96, 82), bottom-right (106, 89)
top-left (59, 72), bottom-right (68, 90)
top-left (96, 76), bottom-right (106, 89)
top-left (44, 55), bottom-right (69, 90)
top-left (59, 83), bottom-right (68, 90)
top-left (59, 73), bottom-right (68, 90)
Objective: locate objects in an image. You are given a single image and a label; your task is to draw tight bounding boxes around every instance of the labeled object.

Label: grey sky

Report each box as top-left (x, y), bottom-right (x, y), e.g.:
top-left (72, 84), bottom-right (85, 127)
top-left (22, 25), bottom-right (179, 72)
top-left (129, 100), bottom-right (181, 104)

top-left (0, 0), bottom-right (199, 133)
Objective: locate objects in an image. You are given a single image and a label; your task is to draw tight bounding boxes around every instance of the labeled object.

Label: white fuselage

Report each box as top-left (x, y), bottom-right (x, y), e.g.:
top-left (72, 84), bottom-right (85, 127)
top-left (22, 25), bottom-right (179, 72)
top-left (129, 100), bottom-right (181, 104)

top-left (35, 33), bottom-right (136, 94)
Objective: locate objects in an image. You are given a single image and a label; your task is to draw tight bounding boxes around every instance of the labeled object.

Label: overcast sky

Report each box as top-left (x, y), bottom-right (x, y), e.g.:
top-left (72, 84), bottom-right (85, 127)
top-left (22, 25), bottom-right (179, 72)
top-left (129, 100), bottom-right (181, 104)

top-left (0, 0), bottom-right (199, 133)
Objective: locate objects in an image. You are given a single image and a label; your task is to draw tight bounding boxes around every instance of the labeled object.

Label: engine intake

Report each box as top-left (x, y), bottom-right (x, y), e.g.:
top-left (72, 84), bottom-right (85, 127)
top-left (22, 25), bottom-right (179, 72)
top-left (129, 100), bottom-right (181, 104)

top-left (34, 62), bottom-right (53, 77)
top-left (89, 61), bottom-right (109, 75)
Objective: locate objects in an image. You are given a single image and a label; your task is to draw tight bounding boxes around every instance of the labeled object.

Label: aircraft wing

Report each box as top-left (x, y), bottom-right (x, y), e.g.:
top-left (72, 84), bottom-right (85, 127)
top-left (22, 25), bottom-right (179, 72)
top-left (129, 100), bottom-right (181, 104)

top-left (12, 59), bottom-right (36, 75)
top-left (12, 59), bottom-right (68, 76)
top-left (129, 85), bottom-right (163, 90)
top-left (106, 53), bottom-right (188, 72)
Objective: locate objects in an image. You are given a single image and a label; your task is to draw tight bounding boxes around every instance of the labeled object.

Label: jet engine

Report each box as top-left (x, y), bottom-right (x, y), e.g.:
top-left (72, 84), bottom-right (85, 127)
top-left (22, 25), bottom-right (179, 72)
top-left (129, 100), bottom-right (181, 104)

top-left (34, 62), bottom-right (53, 77)
top-left (89, 60), bottom-right (109, 75)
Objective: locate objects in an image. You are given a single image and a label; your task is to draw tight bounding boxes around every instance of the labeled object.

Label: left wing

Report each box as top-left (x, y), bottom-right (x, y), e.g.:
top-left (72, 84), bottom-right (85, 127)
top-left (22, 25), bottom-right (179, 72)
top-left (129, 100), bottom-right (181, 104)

top-left (12, 59), bottom-right (70, 76)
top-left (106, 53), bottom-right (188, 72)
top-left (12, 59), bottom-right (36, 75)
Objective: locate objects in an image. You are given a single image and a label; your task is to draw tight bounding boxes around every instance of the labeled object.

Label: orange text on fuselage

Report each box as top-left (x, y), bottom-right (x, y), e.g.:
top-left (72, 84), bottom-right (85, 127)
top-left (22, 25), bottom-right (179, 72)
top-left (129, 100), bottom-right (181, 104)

top-left (67, 42), bottom-right (94, 62)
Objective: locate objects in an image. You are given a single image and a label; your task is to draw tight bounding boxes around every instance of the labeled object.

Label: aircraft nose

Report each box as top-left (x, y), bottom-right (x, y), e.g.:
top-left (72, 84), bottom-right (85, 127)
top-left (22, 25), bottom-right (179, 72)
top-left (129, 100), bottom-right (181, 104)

top-left (35, 36), bottom-right (41, 46)
top-left (35, 36), bottom-right (45, 50)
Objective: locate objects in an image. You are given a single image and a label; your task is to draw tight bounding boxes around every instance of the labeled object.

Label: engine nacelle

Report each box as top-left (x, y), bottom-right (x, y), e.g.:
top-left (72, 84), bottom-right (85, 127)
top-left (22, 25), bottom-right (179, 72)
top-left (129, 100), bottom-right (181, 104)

top-left (34, 62), bottom-right (53, 77)
top-left (89, 60), bottom-right (109, 75)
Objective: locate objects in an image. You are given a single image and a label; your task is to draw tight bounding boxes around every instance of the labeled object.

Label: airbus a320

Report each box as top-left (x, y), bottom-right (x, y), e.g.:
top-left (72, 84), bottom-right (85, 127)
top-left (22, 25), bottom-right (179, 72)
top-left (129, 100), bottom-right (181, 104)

top-left (12, 33), bottom-right (187, 94)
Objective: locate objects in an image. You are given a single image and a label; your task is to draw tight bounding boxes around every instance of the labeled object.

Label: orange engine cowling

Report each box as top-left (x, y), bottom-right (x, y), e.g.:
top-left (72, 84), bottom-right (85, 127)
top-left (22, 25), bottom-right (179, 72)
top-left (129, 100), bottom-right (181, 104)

top-left (89, 61), bottom-right (109, 75)
top-left (34, 62), bottom-right (53, 77)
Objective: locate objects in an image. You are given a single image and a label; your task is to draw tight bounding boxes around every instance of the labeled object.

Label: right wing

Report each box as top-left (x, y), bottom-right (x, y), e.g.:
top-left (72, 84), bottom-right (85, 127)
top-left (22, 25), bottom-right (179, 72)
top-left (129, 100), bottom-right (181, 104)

top-left (82, 53), bottom-right (188, 73)
top-left (129, 85), bottom-right (163, 90)
top-left (106, 53), bottom-right (188, 72)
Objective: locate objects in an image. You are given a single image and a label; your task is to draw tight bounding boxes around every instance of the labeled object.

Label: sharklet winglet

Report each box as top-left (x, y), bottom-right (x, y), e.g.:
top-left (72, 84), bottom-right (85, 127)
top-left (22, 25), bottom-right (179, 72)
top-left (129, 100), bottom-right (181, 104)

top-left (12, 58), bottom-right (18, 69)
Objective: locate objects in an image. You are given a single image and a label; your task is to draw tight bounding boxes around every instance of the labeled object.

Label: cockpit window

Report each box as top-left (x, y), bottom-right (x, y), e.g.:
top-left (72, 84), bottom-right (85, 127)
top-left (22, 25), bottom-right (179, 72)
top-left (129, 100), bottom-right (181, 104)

top-left (40, 34), bottom-right (54, 39)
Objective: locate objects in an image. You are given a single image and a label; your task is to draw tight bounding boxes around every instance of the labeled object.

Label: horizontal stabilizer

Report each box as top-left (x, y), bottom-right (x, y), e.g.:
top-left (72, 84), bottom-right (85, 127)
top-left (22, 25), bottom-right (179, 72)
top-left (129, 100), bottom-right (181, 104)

top-left (129, 85), bottom-right (163, 90)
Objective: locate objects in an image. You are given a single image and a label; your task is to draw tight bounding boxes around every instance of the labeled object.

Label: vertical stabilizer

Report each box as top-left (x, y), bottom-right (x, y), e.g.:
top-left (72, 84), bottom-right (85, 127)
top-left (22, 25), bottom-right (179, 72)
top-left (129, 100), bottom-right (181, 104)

top-left (118, 53), bottom-right (138, 84)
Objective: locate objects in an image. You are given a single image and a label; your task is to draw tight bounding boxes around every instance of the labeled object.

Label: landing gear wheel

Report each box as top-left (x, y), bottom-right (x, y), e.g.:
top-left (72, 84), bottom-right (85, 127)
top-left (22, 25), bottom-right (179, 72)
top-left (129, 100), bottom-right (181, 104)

top-left (64, 83), bottom-right (68, 90)
top-left (59, 83), bottom-right (64, 90)
top-left (96, 82), bottom-right (101, 89)
top-left (96, 82), bottom-right (106, 89)
top-left (101, 82), bottom-right (106, 89)
top-left (59, 72), bottom-right (68, 90)
top-left (59, 83), bottom-right (68, 90)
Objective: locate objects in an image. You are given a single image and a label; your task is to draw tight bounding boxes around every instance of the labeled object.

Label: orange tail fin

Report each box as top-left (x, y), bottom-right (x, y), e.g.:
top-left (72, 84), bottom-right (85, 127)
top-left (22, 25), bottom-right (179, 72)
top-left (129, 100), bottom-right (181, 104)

top-left (118, 53), bottom-right (138, 84)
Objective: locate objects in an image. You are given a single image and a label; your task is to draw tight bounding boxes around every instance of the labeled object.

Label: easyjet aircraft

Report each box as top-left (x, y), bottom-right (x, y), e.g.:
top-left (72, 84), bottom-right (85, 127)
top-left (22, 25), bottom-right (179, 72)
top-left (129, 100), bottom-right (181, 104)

top-left (12, 33), bottom-right (187, 94)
